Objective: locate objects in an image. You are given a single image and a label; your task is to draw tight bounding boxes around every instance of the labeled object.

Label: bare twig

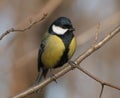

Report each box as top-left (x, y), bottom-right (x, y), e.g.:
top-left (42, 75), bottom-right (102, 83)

top-left (75, 65), bottom-right (120, 91)
top-left (95, 23), bottom-right (100, 42)
top-left (12, 25), bottom-right (120, 98)
top-left (75, 64), bottom-right (120, 98)
top-left (75, 25), bottom-right (120, 64)
top-left (99, 84), bottom-right (104, 98)
top-left (0, 0), bottom-right (63, 40)
top-left (0, 13), bottom-right (47, 40)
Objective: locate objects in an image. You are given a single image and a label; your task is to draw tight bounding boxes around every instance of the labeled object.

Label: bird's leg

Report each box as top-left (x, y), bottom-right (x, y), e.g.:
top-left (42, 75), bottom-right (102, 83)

top-left (49, 68), bottom-right (57, 83)
top-left (68, 60), bottom-right (77, 70)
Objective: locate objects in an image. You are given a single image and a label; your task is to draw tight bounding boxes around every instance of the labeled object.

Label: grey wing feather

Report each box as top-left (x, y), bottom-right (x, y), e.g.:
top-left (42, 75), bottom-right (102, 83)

top-left (37, 42), bottom-right (45, 72)
top-left (35, 32), bottom-right (49, 83)
top-left (38, 32), bottom-right (49, 71)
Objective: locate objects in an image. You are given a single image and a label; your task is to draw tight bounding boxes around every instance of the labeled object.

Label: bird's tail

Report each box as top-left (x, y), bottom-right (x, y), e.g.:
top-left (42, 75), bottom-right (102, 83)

top-left (35, 70), bottom-right (43, 85)
top-left (34, 69), bottom-right (48, 85)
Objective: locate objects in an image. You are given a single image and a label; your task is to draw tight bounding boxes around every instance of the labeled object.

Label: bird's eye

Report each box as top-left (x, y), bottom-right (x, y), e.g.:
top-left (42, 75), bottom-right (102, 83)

top-left (62, 25), bottom-right (69, 29)
top-left (62, 26), bottom-right (66, 29)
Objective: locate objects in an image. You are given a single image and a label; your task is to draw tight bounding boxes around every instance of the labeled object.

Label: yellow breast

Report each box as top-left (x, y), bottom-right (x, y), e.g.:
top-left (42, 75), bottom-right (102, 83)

top-left (68, 37), bottom-right (77, 59)
top-left (41, 35), bottom-right (65, 68)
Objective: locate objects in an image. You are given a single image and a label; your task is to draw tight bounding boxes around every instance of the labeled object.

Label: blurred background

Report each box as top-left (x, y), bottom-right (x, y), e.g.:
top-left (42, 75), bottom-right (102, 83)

top-left (0, 0), bottom-right (120, 98)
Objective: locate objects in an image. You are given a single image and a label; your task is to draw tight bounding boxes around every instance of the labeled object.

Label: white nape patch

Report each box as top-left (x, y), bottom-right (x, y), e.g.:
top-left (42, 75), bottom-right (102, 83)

top-left (52, 25), bottom-right (68, 35)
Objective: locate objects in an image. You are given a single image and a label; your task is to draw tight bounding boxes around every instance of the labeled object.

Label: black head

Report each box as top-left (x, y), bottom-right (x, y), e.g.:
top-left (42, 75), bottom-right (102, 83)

top-left (49, 17), bottom-right (75, 35)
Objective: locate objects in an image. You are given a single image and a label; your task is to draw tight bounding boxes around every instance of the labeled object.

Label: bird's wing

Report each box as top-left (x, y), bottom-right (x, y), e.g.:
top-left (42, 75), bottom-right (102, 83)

top-left (37, 32), bottom-right (50, 72)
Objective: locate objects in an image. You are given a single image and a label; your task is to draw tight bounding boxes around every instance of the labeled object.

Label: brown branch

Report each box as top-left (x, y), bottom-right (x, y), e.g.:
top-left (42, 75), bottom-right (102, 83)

top-left (75, 65), bottom-right (120, 98)
top-left (0, 13), bottom-right (47, 40)
top-left (95, 22), bottom-right (100, 44)
top-left (99, 84), bottom-right (104, 98)
top-left (0, 0), bottom-right (63, 40)
top-left (75, 65), bottom-right (120, 91)
top-left (74, 25), bottom-right (120, 64)
top-left (12, 25), bottom-right (120, 98)
top-left (14, 13), bottom-right (47, 32)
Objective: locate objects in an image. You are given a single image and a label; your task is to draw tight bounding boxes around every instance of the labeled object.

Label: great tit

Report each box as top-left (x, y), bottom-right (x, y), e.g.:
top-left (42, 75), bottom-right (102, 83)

top-left (36, 17), bottom-right (76, 83)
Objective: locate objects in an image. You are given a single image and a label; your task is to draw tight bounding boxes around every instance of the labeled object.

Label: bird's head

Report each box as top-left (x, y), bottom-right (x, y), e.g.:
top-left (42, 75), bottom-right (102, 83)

top-left (49, 17), bottom-right (75, 35)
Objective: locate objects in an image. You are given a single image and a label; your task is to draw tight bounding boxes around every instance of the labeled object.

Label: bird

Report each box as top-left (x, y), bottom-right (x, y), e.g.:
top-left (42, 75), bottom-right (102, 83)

top-left (36, 17), bottom-right (77, 83)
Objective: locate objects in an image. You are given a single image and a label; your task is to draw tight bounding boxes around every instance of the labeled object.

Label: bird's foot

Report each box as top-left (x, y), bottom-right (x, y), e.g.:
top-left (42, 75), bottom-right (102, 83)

top-left (49, 68), bottom-right (57, 83)
top-left (68, 60), bottom-right (77, 70)
top-left (50, 73), bottom-right (57, 83)
top-left (35, 88), bottom-right (42, 93)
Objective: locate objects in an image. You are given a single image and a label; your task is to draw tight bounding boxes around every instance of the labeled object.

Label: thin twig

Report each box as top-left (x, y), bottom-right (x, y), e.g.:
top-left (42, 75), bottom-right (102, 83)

top-left (99, 84), bottom-right (104, 98)
top-left (75, 65), bottom-right (120, 90)
top-left (74, 64), bottom-right (120, 98)
top-left (95, 23), bottom-right (100, 42)
top-left (12, 25), bottom-right (120, 98)
top-left (0, 13), bottom-right (47, 40)
top-left (74, 25), bottom-right (120, 64)
top-left (0, 0), bottom-right (64, 40)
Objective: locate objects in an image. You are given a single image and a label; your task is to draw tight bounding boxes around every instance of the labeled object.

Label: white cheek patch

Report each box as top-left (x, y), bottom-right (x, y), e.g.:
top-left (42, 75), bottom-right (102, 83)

top-left (52, 25), bottom-right (68, 35)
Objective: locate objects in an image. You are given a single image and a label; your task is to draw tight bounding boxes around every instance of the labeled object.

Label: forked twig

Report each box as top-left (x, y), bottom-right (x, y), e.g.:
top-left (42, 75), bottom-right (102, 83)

top-left (0, 13), bottom-right (47, 40)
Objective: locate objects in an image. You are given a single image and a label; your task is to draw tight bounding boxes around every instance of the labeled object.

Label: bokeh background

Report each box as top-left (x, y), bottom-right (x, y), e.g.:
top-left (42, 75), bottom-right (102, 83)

top-left (0, 0), bottom-right (120, 98)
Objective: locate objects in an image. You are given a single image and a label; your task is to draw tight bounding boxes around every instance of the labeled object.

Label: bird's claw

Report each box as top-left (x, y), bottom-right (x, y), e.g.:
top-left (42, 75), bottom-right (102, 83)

top-left (50, 74), bottom-right (57, 83)
top-left (68, 60), bottom-right (77, 70)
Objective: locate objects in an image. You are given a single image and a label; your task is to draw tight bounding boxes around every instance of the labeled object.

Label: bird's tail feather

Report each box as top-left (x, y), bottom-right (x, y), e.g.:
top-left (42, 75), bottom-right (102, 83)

top-left (36, 72), bottom-right (43, 83)
top-left (34, 69), bottom-right (43, 85)
top-left (34, 69), bottom-right (48, 85)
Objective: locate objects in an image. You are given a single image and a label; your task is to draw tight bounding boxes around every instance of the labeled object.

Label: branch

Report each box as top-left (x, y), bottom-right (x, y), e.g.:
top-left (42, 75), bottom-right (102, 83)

top-left (99, 84), bottom-right (104, 98)
top-left (12, 25), bottom-right (120, 98)
top-left (0, 13), bottom-right (47, 40)
top-left (0, 0), bottom-right (63, 40)
top-left (75, 65), bottom-right (120, 98)
top-left (75, 25), bottom-right (120, 64)
top-left (75, 65), bottom-right (120, 91)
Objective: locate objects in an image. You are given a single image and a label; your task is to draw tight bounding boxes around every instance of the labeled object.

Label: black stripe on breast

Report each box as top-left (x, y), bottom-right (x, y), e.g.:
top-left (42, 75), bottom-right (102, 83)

top-left (54, 31), bottom-right (74, 68)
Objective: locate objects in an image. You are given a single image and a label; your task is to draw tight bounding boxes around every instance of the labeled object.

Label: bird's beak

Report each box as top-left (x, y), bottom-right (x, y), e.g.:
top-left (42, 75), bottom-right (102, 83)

top-left (69, 27), bottom-right (75, 32)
